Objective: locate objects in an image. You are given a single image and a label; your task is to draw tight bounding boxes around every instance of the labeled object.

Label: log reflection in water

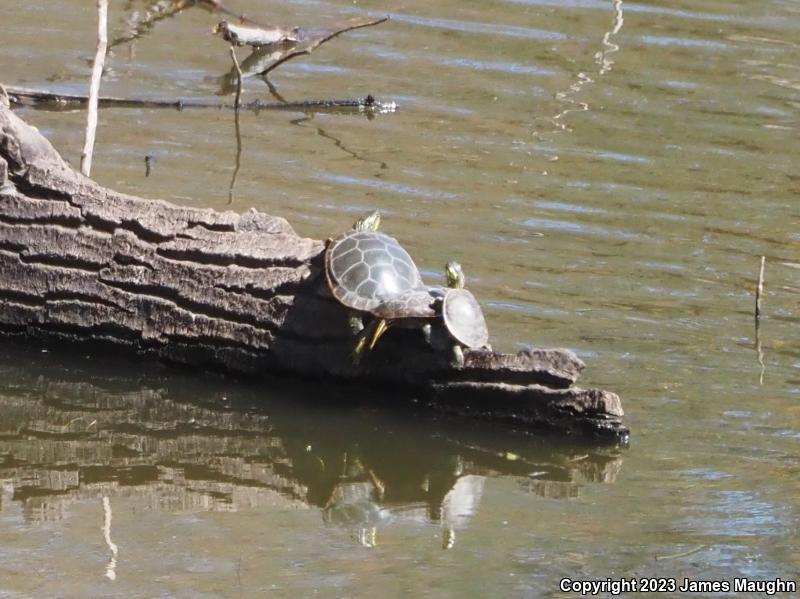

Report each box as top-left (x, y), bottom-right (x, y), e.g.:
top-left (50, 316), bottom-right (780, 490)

top-left (0, 343), bottom-right (624, 545)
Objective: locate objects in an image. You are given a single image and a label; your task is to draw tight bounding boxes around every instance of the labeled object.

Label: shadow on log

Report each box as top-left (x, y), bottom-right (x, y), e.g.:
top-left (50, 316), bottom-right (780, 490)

top-left (0, 103), bottom-right (628, 443)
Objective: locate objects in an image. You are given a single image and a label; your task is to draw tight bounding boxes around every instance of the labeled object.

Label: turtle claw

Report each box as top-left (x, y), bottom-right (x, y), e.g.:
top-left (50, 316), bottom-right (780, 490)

top-left (351, 334), bottom-right (368, 365)
top-left (351, 319), bottom-right (378, 365)
top-left (368, 319), bottom-right (389, 350)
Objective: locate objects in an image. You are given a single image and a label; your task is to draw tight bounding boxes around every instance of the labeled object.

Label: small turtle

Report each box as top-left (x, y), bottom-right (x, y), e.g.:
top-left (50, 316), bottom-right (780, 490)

top-left (324, 211), bottom-right (423, 356)
top-left (367, 261), bottom-right (490, 367)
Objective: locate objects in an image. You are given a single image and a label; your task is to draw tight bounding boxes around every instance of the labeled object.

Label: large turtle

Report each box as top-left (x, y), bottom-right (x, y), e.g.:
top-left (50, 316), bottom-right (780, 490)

top-left (325, 211), bottom-right (424, 356)
top-left (366, 261), bottom-right (490, 367)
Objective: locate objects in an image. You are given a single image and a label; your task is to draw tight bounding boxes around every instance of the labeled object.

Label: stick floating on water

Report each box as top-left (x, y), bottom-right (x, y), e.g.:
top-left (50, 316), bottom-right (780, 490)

top-left (654, 544), bottom-right (708, 562)
top-left (755, 255), bottom-right (765, 321)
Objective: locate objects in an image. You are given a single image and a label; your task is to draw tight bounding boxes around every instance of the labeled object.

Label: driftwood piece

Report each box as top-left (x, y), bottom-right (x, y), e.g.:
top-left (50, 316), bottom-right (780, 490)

top-left (214, 21), bottom-right (302, 47)
top-left (0, 104), bottom-right (628, 442)
top-left (239, 16), bottom-right (390, 78)
top-left (212, 17), bottom-right (391, 95)
top-left (81, 0), bottom-right (109, 177)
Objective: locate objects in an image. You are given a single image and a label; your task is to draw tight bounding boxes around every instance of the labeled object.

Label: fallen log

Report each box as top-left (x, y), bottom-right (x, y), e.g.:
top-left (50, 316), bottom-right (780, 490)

top-left (0, 103), bottom-right (629, 442)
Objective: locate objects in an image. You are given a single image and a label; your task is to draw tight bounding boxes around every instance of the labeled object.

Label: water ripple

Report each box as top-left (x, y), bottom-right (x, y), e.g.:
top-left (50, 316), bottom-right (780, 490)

top-left (440, 58), bottom-right (555, 77)
top-left (384, 12), bottom-right (566, 41)
top-left (315, 173), bottom-right (458, 200)
top-left (639, 35), bottom-right (730, 50)
top-left (521, 217), bottom-right (642, 240)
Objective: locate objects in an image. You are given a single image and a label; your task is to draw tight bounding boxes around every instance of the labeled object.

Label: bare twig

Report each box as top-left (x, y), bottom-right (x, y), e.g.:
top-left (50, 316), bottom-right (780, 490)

top-left (227, 46), bottom-right (244, 204)
top-left (755, 255), bottom-right (766, 384)
top-left (229, 46), bottom-right (243, 110)
top-left (755, 319), bottom-right (765, 385)
top-left (755, 255), bottom-right (765, 321)
top-left (215, 21), bottom-right (301, 47)
top-left (81, 0), bottom-right (109, 177)
top-left (5, 85), bottom-right (395, 114)
top-left (654, 544), bottom-right (708, 562)
top-left (228, 43), bottom-right (242, 204)
top-left (228, 108), bottom-right (242, 205)
top-left (256, 16), bottom-right (389, 77)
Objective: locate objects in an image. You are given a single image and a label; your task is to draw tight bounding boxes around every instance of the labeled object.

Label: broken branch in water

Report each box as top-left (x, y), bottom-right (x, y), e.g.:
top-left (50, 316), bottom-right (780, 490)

top-left (4, 85), bottom-right (396, 115)
top-left (81, 0), bottom-right (109, 177)
top-left (755, 255), bottom-right (766, 385)
top-left (211, 16), bottom-right (389, 89)
top-left (755, 255), bottom-right (765, 322)
top-left (254, 16), bottom-right (389, 77)
top-left (227, 46), bottom-right (244, 203)
top-left (214, 21), bottom-right (302, 47)
top-left (110, 0), bottom-right (194, 50)
top-left (228, 46), bottom-right (244, 109)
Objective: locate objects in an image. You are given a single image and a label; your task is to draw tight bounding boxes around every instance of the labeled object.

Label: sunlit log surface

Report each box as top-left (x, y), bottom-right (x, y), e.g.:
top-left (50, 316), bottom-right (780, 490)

top-left (0, 103), bottom-right (628, 441)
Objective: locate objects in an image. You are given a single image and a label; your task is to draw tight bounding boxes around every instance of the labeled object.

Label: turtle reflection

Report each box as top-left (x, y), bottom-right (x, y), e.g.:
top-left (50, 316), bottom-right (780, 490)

top-left (0, 343), bottom-right (624, 549)
top-left (319, 452), bottom-right (487, 549)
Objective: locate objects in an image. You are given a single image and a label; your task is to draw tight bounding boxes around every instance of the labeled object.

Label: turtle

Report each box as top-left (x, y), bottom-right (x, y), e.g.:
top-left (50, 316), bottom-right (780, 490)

top-left (366, 261), bottom-right (490, 367)
top-left (324, 211), bottom-right (424, 357)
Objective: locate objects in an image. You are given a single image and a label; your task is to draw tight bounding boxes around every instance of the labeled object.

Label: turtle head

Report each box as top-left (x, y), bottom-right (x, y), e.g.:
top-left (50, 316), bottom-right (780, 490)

top-left (445, 261), bottom-right (465, 289)
top-left (353, 210), bottom-right (381, 232)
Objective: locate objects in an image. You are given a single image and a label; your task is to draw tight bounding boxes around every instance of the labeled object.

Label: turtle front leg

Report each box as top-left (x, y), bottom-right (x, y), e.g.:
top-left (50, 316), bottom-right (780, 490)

top-left (368, 319), bottom-right (390, 350)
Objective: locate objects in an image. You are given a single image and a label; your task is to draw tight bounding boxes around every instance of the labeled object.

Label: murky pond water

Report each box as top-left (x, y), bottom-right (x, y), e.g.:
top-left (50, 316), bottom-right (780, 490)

top-left (1, 0), bottom-right (799, 596)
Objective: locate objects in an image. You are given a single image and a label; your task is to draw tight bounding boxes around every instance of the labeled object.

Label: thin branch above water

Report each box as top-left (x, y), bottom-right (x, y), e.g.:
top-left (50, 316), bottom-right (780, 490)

top-left (4, 85), bottom-right (397, 116)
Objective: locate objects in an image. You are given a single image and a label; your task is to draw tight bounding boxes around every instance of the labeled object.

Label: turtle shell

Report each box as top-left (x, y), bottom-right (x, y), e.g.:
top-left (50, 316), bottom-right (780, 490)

top-left (325, 230), bottom-right (422, 312)
top-left (442, 288), bottom-right (489, 349)
top-left (371, 286), bottom-right (441, 319)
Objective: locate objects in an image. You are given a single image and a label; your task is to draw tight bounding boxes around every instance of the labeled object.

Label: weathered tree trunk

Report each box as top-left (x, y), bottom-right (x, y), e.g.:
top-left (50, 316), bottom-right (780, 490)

top-left (0, 104), bottom-right (628, 442)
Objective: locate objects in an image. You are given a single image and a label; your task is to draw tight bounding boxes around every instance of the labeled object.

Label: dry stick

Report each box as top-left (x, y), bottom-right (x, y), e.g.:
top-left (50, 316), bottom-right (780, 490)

top-left (755, 255), bottom-right (766, 321)
top-left (229, 46), bottom-right (244, 109)
top-left (258, 17), bottom-right (389, 77)
top-left (228, 46), bottom-right (244, 204)
top-left (755, 255), bottom-right (766, 385)
top-left (5, 85), bottom-right (384, 112)
top-left (654, 544), bottom-right (708, 562)
top-left (81, 0), bottom-right (109, 177)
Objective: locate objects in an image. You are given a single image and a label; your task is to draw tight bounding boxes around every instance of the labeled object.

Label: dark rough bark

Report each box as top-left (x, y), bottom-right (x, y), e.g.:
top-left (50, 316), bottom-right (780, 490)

top-left (0, 104), bottom-right (628, 442)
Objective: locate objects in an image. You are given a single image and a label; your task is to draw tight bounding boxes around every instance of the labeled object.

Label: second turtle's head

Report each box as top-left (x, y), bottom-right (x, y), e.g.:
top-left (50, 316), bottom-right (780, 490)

top-left (353, 210), bottom-right (381, 232)
top-left (445, 261), bottom-right (465, 289)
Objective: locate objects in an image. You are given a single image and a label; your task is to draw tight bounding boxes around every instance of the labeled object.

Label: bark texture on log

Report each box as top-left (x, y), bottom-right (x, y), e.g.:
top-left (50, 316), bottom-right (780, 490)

top-left (0, 105), bottom-right (629, 442)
